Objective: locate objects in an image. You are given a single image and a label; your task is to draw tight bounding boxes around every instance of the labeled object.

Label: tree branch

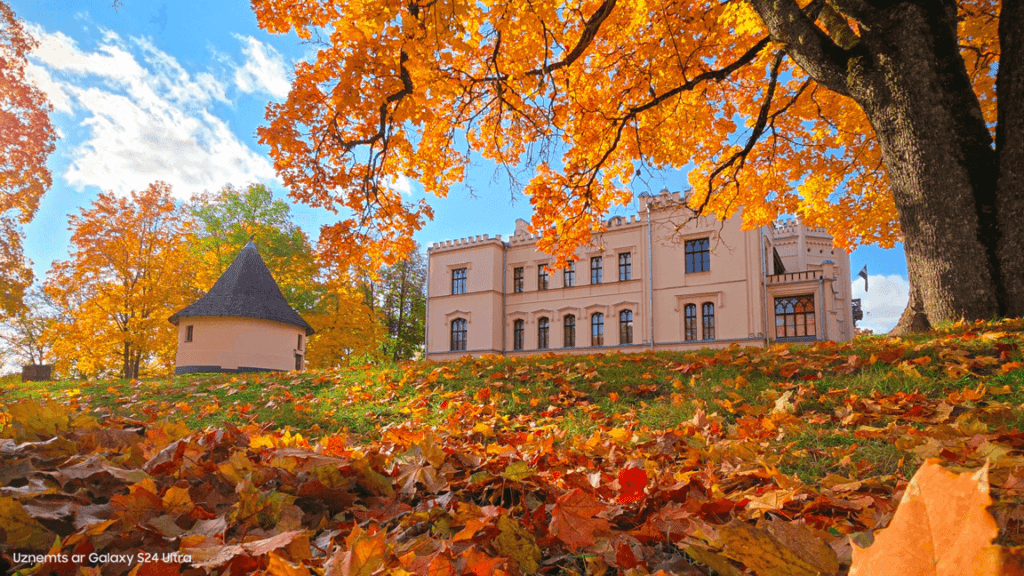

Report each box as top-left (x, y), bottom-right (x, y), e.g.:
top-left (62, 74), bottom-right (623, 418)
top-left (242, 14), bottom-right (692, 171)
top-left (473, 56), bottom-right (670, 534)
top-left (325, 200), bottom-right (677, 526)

top-left (527, 0), bottom-right (617, 77)
top-left (747, 0), bottom-right (852, 96)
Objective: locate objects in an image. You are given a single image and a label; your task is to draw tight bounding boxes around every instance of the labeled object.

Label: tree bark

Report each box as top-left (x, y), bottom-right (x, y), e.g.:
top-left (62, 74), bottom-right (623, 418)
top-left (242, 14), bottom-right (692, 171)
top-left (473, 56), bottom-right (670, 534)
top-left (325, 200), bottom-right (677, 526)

top-left (996, 0), bottom-right (1024, 318)
top-left (750, 0), bottom-right (1022, 325)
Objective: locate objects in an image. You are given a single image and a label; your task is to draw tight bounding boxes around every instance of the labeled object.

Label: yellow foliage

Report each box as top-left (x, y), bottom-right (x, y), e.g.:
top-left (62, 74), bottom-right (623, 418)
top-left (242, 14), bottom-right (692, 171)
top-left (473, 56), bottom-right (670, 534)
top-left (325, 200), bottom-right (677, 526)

top-left (44, 182), bottom-right (198, 379)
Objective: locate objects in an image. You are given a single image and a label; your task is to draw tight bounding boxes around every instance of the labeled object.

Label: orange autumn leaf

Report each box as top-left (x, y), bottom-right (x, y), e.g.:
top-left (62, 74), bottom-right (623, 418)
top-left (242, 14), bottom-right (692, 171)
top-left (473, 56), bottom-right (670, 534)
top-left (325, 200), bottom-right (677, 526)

top-left (549, 488), bottom-right (611, 551)
top-left (850, 460), bottom-right (1015, 576)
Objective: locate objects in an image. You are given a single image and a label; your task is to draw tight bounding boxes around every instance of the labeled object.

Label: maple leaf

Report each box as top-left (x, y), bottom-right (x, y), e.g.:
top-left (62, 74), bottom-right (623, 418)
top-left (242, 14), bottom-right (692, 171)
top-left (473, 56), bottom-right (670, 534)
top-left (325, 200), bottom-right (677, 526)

top-left (324, 527), bottom-right (388, 576)
top-left (850, 460), bottom-right (1016, 576)
top-left (549, 488), bottom-right (611, 551)
top-left (494, 515), bottom-right (542, 575)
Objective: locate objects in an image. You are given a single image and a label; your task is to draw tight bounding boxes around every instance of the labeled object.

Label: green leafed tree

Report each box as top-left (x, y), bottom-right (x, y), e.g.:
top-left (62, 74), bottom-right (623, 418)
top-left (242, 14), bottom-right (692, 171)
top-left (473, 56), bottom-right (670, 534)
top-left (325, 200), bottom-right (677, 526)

top-left (189, 183), bottom-right (321, 313)
top-left (364, 247), bottom-right (426, 361)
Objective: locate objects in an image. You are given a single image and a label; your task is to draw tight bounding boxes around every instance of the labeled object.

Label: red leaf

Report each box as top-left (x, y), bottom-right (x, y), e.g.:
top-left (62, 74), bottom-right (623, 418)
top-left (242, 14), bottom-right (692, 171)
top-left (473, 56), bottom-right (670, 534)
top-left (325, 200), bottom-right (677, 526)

top-left (615, 467), bottom-right (647, 504)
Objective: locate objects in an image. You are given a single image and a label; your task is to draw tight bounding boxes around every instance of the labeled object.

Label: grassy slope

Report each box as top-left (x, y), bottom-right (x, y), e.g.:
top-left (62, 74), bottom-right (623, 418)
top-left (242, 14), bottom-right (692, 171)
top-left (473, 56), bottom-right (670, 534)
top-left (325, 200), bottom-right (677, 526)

top-left (5, 320), bottom-right (1024, 480)
top-left (3, 318), bottom-right (1024, 551)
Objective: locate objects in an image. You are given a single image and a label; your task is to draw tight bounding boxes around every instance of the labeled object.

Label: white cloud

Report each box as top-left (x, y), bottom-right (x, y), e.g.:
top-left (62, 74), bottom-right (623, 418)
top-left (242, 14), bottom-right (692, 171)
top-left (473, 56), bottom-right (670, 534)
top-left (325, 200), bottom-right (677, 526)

top-left (232, 34), bottom-right (290, 100)
top-left (23, 25), bottom-right (275, 199)
top-left (851, 274), bottom-right (909, 334)
top-left (25, 64), bottom-right (74, 114)
top-left (389, 175), bottom-right (415, 196)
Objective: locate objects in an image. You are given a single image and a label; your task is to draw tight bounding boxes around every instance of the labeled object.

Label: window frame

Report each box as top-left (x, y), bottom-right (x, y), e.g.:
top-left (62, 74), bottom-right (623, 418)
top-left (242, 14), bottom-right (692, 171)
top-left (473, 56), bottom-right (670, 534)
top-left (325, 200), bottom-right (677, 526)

top-left (619, 252), bottom-right (631, 281)
top-left (452, 267), bottom-right (468, 294)
top-left (564, 262), bottom-right (575, 288)
top-left (685, 238), bottom-right (711, 273)
top-left (513, 267), bottom-right (524, 293)
top-left (619, 309), bottom-right (633, 345)
top-left (702, 302), bottom-right (715, 340)
top-left (185, 325), bottom-right (194, 343)
top-left (564, 315), bottom-right (576, 348)
top-left (774, 295), bottom-right (817, 339)
top-left (590, 256), bottom-right (603, 284)
top-left (513, 319), bottom-right (524, 350)
top-left (538, 264), bottom-right (549, 290)
top-left (538, 317), bottom-right (550, 349)
top-left (450, 318), bottom-right (468, 351)
top-left (684, 304), bottom-right (697, 341)
top-left (591, 313), bottom-right (604, 346)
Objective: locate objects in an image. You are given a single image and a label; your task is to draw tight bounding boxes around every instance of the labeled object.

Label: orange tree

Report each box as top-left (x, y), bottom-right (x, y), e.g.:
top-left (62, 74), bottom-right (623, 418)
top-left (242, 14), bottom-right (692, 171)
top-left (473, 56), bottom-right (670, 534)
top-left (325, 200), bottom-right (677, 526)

top-left (44, 182), bottom-right (196, 379)
top-left (0, 1), bottom-right (57, 316)
top-left (251, 0), bottom-right (1021, 328)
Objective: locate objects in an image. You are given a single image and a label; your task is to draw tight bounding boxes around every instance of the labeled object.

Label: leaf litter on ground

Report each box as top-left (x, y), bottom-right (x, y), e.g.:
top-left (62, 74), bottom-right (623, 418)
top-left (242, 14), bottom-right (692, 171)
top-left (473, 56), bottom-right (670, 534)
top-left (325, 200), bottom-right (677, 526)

top-left (1, 318), bottom-right (1024, 575)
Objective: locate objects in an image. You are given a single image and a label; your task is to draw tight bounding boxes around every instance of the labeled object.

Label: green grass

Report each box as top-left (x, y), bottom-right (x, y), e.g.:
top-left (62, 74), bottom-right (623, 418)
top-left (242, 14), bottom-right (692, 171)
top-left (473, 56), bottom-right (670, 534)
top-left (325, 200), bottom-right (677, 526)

top-left (3, 318), bottom-right (1024, 481)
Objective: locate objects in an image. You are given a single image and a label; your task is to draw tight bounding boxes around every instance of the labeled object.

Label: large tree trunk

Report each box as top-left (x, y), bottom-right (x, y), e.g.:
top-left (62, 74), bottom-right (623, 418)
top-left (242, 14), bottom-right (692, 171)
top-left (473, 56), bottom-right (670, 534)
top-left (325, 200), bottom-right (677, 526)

top-left (752, 0), bottom-right (1023, 326)
top-left (996, 0), bottom-right (1024, 318)
top-left (847, 3), bottom-right (1000, 324)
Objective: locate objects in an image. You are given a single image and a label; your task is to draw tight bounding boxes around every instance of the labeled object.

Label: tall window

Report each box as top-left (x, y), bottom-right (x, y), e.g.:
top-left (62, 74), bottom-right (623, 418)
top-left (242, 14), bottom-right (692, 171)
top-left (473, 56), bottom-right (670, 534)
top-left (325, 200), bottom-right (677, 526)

top-left (564, 262), bottom-right (575, 287)
top-left (513, 267), bottom-right (524, 293)
top-left (185, 325), bottom-right (194, 342)
top-left (591, 256), bottom-right (603, 284)
top-left (591, 313), bottom-right (604, 346)
top-left (684, 304), bottom-right (697, 341)
top-left (451, 318), bottom-right (467, 351)
top-left (538, 265), bottom-right (549, 290)
top-left (452, 268), bottom-right (467, 294)
top-left (685, 238), bottom-right (710, 273)
top-left (775, 295), bottom-right (816, 338)
top-left (538, 317), bottom-right (550, 349)
top-left (619, 253), bottom-right (631, 281)
top-left (702, 302), bottom-right (715, 340)
top-left (564, 315), bottom-right (576, 348)
top-left (619, 310), bottom-right (633, 345)
top-left (297, 334), bottom-right (304, 350)
top-left (513, 319), bottom-right (524, 350)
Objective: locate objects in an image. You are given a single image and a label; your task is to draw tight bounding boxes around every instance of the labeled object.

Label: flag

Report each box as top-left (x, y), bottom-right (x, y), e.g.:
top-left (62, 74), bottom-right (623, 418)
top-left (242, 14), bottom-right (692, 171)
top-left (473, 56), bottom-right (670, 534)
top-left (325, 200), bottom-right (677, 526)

top-left (858, 265), bottom-right (868, 291)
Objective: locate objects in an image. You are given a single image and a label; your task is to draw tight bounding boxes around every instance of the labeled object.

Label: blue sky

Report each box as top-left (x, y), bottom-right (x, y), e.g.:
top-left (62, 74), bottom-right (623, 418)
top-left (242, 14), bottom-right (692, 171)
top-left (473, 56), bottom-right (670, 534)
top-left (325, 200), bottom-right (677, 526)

top-left (13, 0), bottom-right (909, 333)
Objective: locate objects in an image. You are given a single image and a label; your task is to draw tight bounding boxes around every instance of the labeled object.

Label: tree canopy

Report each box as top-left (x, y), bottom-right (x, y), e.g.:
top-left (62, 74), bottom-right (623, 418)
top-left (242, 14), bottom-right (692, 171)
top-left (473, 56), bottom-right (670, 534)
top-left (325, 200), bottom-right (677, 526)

top-left (252, 0), bottom-right (1020, 326)
top-left (0, 1), bottom-right (57, 316)
top-left (45, 183), bottom-right (195, 379)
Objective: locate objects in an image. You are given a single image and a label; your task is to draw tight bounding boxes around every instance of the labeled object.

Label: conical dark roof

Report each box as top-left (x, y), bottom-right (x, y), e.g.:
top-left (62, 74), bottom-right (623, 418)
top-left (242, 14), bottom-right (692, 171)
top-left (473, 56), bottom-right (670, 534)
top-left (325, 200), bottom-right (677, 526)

top-left (169, 241), bottom-right (314, 335)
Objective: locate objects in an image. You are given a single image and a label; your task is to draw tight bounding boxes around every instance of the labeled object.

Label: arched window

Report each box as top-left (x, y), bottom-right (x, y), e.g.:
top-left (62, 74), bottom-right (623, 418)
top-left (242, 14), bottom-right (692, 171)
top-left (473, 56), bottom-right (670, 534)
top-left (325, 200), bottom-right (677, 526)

top-left (538, 317), bottom-right (550, 349)
top-left (513, 319), bottom-right (524, 350)
top-left (775, 295), bottom-right (816, 338)
top-left (591, 313), bottom-right (604, 346)
top-left (451, 318), bottom-right (467, 351)
top-left (564, 315), bottom-right (576, 348)
top-left (702, 302), bottom-right (715, 340)
top-left (684, 304), bottom-right (697, 341)
top-left (619, 310), bottom-right (633, 345)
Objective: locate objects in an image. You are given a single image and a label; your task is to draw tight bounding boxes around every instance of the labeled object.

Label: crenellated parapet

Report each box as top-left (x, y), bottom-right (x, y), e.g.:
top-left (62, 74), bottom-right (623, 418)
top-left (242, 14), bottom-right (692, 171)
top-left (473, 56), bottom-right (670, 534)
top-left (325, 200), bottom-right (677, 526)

top-left (428, 234), bottom-right (507, 253)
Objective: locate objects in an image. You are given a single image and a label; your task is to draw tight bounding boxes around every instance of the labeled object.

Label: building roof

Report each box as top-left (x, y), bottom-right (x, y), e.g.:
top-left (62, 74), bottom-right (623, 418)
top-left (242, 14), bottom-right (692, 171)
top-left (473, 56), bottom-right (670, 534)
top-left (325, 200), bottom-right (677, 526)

top-left (169, 241), bottom-right (314, 335)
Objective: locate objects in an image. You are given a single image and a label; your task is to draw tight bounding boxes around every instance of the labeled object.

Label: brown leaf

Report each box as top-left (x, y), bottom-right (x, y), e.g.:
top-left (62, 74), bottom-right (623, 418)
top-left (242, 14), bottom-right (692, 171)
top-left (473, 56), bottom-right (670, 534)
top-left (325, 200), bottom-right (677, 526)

top-left (549, 488), bottom-right (611, 551)
top-left (720, 520), bottom-right (830, 576)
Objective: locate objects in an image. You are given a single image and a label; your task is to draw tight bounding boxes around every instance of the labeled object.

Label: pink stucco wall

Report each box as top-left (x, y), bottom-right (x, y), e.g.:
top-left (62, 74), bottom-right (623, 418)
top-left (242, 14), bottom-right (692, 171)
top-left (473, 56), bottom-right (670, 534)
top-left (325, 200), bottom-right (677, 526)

top-left (175, 316), bottom-right (306, 372)
top-left (426, 191), bottom-right (855, 360)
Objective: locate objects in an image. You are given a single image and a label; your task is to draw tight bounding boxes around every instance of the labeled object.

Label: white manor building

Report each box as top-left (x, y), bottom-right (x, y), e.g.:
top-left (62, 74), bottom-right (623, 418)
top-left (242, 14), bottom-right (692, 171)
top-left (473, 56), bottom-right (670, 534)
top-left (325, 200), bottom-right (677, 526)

top-left (425, 191), bottom-right (857, 360)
